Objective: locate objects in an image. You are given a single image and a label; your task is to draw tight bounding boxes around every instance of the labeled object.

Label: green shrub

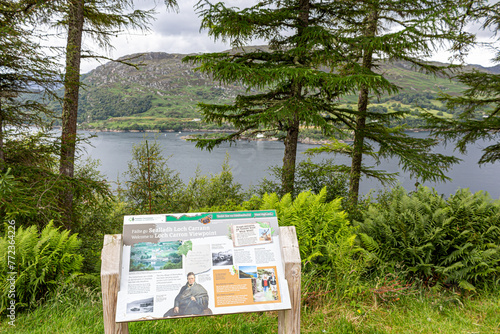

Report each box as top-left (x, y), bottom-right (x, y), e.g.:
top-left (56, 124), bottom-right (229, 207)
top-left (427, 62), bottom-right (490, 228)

top-left (356, 186), bottom-right (500, 291)
top-left (120, 140), bottom-right (248, 214)
top-left (0, 221), bottom-right (83, 313)
top-left (1, 133), bottom-right (114, 237)
top-left (0, 168), bottom-right (30, 220)
top-left (1, 133), bottom-right (63, 230)
top-left (259, 188), bottom-right (368, 298)
top-left (257, 159), bottom-right (349, 202)
top-left (194, 194), bottom-right (263, 213)
top-left (120, 139), bottom-right (184, 215)
top-left (179, 154), bottom-right (246, 212)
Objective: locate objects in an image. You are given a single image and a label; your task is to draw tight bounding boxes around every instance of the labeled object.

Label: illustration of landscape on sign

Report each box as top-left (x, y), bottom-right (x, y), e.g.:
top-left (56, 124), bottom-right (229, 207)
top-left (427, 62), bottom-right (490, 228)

top-left (129, 241), bottom-right (182, 271)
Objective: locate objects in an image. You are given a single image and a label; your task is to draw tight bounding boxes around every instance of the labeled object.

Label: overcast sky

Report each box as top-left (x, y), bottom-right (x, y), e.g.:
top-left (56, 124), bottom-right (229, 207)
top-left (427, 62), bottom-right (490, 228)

top-left (77, 0), bottom-right (499, 74)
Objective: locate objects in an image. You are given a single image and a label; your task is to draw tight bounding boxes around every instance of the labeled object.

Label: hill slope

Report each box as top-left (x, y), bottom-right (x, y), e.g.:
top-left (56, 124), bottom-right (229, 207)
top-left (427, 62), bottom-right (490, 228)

top-left (70, 50), bottom-right (491, 131)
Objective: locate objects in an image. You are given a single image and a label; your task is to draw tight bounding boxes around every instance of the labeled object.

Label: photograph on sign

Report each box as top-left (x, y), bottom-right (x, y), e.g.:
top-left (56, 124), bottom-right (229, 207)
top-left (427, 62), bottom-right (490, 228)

top-left (115, 210), bottom-right (291, 322)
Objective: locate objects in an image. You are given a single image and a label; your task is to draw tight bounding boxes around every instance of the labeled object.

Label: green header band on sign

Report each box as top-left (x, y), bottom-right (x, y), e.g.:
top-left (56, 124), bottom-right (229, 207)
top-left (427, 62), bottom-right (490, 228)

top-left (165, 210), bottom-right (276, 222)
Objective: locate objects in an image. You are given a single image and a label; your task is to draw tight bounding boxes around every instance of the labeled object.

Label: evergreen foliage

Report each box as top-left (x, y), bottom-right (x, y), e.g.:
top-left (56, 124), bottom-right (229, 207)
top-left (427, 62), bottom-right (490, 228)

top-left (257, 158), bottom-right (349, 202)
top-left (436, 69), bottom-right (500, 165)
top-left (181, 153), bottom-right (245, 212)
top-left (0, 132), bottom-right (113, 232)
top-left (302, 0), bottom-right (477, 206)
top-left (36, 0), bottom-right (166, 227)
top-left (0, 2), bottom-right (59, 168)
top-left (186, 0), bottom-right (477, 203)
top-left (427, 1), bottom-right (500, 165)
top-left (0, 222), bottom-right (83, 313)
top-left (184, 0), bottom-right (357, 195)
top-left (356, 186), bottom-right (500, 290)
top-left (121, 139), bottom-right (184, 214)
top-left (120, 140), bottom-right (246, 214)
top-left (0, 131), bottom-right (114, 275)
top-left (0, 133), bottom-right (62, 227)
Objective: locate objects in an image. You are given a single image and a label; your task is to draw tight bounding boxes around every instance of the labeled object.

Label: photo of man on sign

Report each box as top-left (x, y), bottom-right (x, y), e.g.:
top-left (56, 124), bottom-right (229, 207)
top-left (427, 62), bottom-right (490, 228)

top-left (163, 272), bottom-right (211, 317)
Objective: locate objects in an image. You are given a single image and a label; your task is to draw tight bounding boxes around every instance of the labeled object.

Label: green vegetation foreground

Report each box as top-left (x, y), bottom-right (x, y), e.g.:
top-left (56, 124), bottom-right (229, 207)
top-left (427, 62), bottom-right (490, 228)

top-left (1, 163), bottom-right (499, 332)
top-left (2, 285), bottom-right (499, 333)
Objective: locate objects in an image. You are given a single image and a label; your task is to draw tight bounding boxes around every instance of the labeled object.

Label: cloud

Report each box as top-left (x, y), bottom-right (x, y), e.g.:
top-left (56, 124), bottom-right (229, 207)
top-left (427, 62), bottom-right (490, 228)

top-left (79, 0), bottom-right (233, 73)
top-left (153, 0), bottom-right (203, 36)
top-left (79, 0), bottom-right (500, 73)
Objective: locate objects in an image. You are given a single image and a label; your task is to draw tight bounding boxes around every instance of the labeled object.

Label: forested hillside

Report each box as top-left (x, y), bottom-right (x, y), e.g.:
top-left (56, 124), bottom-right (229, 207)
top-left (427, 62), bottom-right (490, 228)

top-left (47, 50), bottom-right (496, 132)
top-left (73, 52), bottom-right (248, 131)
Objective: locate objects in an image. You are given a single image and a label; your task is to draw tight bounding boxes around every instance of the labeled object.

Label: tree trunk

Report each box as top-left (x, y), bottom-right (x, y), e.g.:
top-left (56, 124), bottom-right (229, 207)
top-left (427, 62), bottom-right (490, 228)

top-left (348, 8), bottom-right (378, 207)
top-left (349, 88), bottom-right (369, 206)
top-left (59, 0), bottom-right (84, 228)
top-left (282, 115), bottom-right (300, 195)
top-left (0, 100), bottom-right (4, 170)
top-left (280, 0), bottom-right (310, 195)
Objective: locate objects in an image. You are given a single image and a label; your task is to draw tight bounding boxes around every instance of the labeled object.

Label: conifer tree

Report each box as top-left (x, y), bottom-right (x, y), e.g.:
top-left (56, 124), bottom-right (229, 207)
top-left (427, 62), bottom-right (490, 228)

top-left (122, 140), bottom-right (183, 214)
top-left (433, 69), bottom-right (500, 165)
top-left (0, 2), bottom-right (59, 168)
top-left (51, 0), bottom-right (175, 227)
top-left (427, 3), bottom-right (500, 165)
top-left (184, 0), bottom-right (358, 195)
top-left (186, 0), bottom-right (478, 200)
top-left (305, 0), bottom-right (479, 206)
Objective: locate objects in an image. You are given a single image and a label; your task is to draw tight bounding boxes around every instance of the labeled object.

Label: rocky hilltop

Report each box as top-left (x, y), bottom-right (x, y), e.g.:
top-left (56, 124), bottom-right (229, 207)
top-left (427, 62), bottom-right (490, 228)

top-left (84, 52), bottom-right (242, 97)
top-left (76, 52), bottom-right (251, 131)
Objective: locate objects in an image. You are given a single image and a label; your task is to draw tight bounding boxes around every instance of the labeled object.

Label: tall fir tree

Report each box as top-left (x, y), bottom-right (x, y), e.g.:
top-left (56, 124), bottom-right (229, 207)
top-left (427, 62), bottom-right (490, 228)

top-left (427, 2), bottom-right (500, 165)
top-left (305, 0), bottom-right (479, 206)
top-left (0, 2), bottom-right (59, 168)
top-left (184, 0), bottom-right (360, 195)
top-left (122, 140), bottom-right (184, 214)
top-left (48, 0), bottom-right (174, 227)
top-left (58, 0), bottom-right (85, 227)
top-left (0, 2), bottom-right (112, 231)
top-left (186, 0), bottom-right (478, 200)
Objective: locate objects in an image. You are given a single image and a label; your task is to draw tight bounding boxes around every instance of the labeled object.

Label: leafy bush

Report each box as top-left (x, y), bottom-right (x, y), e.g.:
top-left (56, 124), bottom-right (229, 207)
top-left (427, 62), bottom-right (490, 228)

top-left (180, 154), bottom-right (246, 212)
top-left (356, 186), bottom-right (500, 291)
top-left (1, 132), bottom-right (63, 229)
top-left (0, 168), bottom-right (30, 220)
top-left (120, 139), bottom-right (184, 214)
top-left (257, 158), bottom-right (349, 202)
top-left (0, 132), bottom-right (114, 237)
top-left (0, 222), bottom-right (83, 313)
top-left (120, 141), bottom-right (247, 214)
top-left (259, 188), bottom-right (368, 291)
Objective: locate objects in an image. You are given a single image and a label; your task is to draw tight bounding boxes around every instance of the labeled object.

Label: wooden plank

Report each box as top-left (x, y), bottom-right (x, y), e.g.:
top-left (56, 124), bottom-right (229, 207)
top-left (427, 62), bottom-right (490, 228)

top-left (278, 226), bottom-right (301, 334)
top-left (101, 234), bottom-right (129, 334)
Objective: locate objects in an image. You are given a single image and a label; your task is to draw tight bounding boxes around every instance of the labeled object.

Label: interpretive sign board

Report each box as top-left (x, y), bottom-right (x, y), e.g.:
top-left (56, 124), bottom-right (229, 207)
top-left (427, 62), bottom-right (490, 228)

top-left (115, 210), bottom-right (292, 322)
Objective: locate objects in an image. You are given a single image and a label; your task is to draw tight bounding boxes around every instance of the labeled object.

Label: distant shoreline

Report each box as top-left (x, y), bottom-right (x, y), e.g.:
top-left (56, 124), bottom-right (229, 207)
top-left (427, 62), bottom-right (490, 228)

top-left (73, 127), bottom-right (429, 145)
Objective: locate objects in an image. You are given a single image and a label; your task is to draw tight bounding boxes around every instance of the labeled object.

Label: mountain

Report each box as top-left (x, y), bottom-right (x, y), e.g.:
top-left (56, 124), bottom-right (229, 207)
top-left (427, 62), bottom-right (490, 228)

top-left (467, 63), bottom-right (500, 74)
top-left (75, 52), bottom-right (249, 131)
top-left (70, 50), bottom-right (494, 132)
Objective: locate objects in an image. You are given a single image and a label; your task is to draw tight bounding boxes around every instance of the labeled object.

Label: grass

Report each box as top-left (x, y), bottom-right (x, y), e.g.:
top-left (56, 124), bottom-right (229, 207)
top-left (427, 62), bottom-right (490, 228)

top-left (1, 283), bottom-right (499, 334)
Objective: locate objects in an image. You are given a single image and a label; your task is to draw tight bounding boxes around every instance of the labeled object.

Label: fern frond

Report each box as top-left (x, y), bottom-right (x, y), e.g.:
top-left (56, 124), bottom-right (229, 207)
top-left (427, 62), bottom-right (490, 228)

top-left (458, 280), bottom-right (476, 291)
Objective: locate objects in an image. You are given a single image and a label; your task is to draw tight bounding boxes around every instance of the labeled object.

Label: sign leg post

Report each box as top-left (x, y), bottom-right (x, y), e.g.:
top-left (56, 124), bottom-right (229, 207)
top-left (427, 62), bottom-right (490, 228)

top-left (278, 226), bottom-right (301, 334)
top-left (101, 234), bottom-right (129, 334)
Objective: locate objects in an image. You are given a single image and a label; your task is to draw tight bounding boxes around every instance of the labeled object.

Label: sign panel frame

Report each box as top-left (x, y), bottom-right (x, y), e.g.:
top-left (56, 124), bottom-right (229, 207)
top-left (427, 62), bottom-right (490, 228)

top-left (115, 210), bottom-right (292, 322)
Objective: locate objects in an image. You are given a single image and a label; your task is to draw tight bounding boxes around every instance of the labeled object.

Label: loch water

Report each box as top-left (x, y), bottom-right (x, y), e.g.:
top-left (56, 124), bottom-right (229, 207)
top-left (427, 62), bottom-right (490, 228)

top-left (80, 131), bottom-right (500, 199)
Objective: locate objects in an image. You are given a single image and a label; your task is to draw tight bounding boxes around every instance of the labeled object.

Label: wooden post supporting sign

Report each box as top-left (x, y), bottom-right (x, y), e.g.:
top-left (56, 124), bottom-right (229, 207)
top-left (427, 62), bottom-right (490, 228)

top-left (101, 234), bottom-right (129, 334)
top-left (278, 226), bottom-right (301, 334)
